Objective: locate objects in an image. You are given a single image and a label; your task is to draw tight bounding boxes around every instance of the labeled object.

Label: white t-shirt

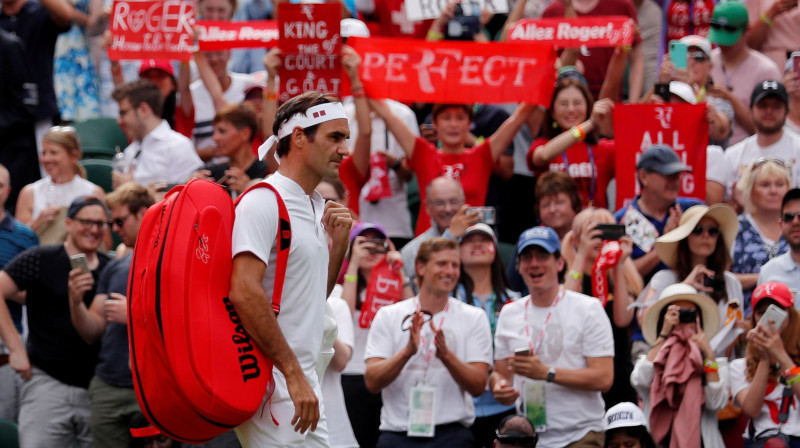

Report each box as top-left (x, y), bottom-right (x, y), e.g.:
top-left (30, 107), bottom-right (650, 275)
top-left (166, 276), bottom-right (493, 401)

top-left (364, 297), bottom-right (493, 431)
top-left (30, 175), bottom-right (98, 219)
top-left (707, 131), bottom-right (800, 198)
top-left (341, 289), bottom-right (370, 376)
top-left (123, 120), bottom-right (203, 185)
top-left (232, 172), bottom-right (329, 445)
top-left (191, 72), bottom-right (254, 150)
top-left (494, 290), bottom-right (614, 448)
top-left (730, 358), bottom-right (800, 437)
top-left (322, 295), bottom-right (358, 448)
top-left (344, 98), bottom-right (417, 239)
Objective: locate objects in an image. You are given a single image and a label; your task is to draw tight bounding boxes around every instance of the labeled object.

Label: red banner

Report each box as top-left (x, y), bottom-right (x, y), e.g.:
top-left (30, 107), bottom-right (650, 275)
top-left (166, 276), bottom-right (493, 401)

top-left (196, 20), bottom-right (278, 51)
top-left (613, 104), bottom-right (709, 209)
top-left (278, 3), bottom-right (342, 101)
top-left (508, 16), bottom-right (635, 48)
top-left (108, 0), bottom-right (196, 61)
top-left (360, 258), bottom-right (403, 329)
top-left (349, 37), bottom-right (557, 106)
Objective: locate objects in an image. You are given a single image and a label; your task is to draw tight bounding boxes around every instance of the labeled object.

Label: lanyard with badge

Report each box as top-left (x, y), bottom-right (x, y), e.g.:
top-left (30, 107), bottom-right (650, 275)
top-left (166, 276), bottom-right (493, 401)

top-left (408, 300), bottom-right (449, 438)
top-left (521, 287), bottom-right (564, 432)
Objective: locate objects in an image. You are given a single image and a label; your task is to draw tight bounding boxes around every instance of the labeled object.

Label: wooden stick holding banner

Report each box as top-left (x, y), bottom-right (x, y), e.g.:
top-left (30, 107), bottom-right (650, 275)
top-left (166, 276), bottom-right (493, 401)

top-left (507, 16), bottom-right (635, 48)
top-left (278, 3), bottom-right (342, 101)
top-left (613, 103), bottom-right (709, 209)
top-left (348, 36), bottom-right (557, 105)
top-left (108, 0), bottom-right (197, 61)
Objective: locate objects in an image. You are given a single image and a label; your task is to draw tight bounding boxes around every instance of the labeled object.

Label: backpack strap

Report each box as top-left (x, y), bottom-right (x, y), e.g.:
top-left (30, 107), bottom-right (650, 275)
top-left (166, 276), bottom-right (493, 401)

top-left (235, 182), bottom-right (291, 316)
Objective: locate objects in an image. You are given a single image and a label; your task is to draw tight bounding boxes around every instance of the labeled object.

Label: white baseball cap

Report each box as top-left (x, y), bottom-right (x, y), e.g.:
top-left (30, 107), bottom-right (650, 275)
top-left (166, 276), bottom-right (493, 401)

top-left (341, 18), bottom-right (370, 38)
top-left (604, 402), bottom-right (648, 431)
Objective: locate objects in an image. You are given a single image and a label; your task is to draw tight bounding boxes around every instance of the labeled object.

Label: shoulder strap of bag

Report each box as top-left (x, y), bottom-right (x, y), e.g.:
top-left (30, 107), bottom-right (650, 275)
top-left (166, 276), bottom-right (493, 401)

top-left (235, 182), bottom-right (291, 316)
top-left (749, 384), bottom-right (792, 439)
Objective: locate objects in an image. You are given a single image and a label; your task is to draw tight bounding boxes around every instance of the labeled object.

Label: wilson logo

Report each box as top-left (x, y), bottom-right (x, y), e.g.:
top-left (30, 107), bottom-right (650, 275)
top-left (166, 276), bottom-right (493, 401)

top-left (223, 297), bottom-right (261, 382)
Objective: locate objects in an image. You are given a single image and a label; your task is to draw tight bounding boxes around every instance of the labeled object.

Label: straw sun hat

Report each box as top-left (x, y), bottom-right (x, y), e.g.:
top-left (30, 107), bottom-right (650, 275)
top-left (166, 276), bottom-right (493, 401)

top-left (642, 283), bottom-right (720, 345)
top-left (654, 204), bottom-right (738, 269)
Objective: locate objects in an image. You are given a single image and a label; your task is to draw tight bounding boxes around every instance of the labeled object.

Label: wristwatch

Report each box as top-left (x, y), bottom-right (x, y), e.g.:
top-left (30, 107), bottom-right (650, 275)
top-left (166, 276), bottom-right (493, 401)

top-left (546, 367), bottom-right (556, 383)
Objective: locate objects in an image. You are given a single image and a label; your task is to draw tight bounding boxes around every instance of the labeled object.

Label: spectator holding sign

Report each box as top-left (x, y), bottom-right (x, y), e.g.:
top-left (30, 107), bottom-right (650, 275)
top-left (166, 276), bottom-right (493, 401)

top-left (366, 96), bottom-right (534, 235)
top-left (528, 77), bottom-right (616, 209)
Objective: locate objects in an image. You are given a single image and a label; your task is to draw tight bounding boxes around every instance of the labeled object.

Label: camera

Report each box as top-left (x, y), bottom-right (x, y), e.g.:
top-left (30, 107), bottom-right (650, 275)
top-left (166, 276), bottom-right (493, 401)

top-left (365, 239), bottom-right (389, 255)
top-left (704, 275), bottom-right (726, 295)
top-left (679, 308), bottom-right (697, 323)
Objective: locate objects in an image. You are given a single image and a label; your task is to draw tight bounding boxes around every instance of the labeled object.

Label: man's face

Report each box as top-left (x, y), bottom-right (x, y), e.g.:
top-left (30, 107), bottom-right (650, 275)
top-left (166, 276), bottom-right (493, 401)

top-left (117, 98), bottom-right (144, 141)
top-left (432, 107), bottom-right (471, 148)
top-left (538, 193), bottom-right (576, 235)
top-left (66, 205), bottom-right (108, 253)
top-left (417, 248), bottom-right (460, 295)
top-left (752, 97), bottom-right (788, 135)
top-left (110, 204), bottom-right (142, 247)
top-left (639, 169), bottom-right (682, 203)
top-left (781, 199), bottom-right (800, 249)
top-left (302, 119), bottom-right (350, 181)
top-left (425, 181), bottom-right (463, 230)
top-left (517, 245), bottom-right (563, 295)
top-left (0, 169), bottom-right (9, 210)
top-left (199, 0), bottom-right (232, 20)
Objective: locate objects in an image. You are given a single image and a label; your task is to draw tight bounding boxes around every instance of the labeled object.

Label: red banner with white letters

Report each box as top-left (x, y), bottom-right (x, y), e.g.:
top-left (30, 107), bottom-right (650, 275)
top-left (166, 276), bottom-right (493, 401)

top-left (196, 20), bottom-right (278, 51)
top-left (507, 16), bottom-right (635, 48)
top-left (108, 0), bottom-right (197, 61)
top-left (348, 37), bottom-right (557, 105)
top-left (278, 3), bottom-right (342, 101)
top-left (613, 104), bottom-right (709, 209)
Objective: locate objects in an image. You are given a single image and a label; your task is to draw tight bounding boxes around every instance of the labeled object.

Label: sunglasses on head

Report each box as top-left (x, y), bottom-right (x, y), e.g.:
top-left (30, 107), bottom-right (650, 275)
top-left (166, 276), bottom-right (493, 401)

top-left (783, 212), bottom-right (800, 222)
top-left (690, 51), bottom-right (709, 61)
top-left (691, 225), bottom-right (720, 237)
top-left (709, 20), bottom-right (745, 33)
top-left (495, 430), bottom-right (538, 447)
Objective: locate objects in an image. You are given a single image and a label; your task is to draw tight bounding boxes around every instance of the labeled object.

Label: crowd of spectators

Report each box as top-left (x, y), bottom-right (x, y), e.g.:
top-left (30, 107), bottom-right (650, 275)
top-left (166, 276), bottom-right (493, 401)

top-left (1, 0), bottom-right (800, 447)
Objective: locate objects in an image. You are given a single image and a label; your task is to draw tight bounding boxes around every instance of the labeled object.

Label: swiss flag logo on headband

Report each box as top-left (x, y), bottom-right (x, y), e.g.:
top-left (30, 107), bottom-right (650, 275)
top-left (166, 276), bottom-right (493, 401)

top-left (312, 110), bottom-right (326, 118)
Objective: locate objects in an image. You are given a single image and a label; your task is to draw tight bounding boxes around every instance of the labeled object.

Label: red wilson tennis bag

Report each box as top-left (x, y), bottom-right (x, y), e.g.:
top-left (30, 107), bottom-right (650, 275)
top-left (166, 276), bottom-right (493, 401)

top-left (128, 179), bottom-right (290, 444)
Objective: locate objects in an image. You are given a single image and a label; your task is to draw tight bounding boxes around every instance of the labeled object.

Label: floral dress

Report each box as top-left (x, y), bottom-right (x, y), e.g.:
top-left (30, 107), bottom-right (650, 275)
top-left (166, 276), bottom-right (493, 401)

top-left (731, 213), bottom-right (789, 313)
top-left (54, 0), bottom-right (101, 122)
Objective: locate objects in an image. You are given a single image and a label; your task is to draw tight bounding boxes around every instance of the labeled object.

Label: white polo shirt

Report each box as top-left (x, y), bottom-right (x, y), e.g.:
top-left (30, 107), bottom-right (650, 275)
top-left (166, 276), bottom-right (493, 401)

top-left (364, 297), bottom-right (493, 431)
top-left (232, 172), bottom-right (330, 446)
top-left (124, 120), bottom-right (202, 185)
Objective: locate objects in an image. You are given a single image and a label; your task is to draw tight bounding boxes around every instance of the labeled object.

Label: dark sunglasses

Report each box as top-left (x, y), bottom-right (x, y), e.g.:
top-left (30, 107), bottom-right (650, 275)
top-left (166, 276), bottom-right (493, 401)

top-left (783, 212), bottom-right (800, 222)
top-left (109, 214), bottom-right (130, 228)
top-left (709, 20), bottom-right (745, 33)
top-left (495, 430), bottom-right (538, 447)
top-left (691, 225), bottom-right (720, 237)
top-left (401, 310), bottom-right (433, 331)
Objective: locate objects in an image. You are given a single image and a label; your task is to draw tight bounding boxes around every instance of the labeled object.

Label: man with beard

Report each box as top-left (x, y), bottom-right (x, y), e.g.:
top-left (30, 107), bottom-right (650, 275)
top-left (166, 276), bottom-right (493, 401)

top-left (708, 80), bottom-right (800, 201)
top-left (758, 188), bottom-right (800, 298)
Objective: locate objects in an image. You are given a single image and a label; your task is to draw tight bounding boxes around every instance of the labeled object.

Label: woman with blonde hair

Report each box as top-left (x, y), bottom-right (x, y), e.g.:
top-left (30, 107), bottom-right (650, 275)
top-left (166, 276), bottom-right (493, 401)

top-left (732, 158), bottom-right (791, 312)
top-left (729, 282), bottom-right (800, 446)
top-left (562, 206), bottom-right (642, 408)
top-left (16, 126), bottom-right (105, 244)
top-left (638, 204), bottom-right (744, 353)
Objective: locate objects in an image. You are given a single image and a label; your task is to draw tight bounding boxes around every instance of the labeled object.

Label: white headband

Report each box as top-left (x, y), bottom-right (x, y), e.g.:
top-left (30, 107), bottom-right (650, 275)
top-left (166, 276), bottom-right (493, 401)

top-left (257, 102), bottom-right (348, 162)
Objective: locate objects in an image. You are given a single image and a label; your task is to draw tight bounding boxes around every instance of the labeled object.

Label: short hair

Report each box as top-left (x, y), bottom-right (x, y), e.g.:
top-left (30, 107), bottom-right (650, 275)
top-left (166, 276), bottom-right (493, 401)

top-left (431, 104), bottom-right (473, 121)
top-left (736, 159), bottom-right (791, 214)
top-left (213, 102), bottom-right (259, 143)
top-left (535, 171), bottom-right (582, 215)
top-left (112, 79), bottom-right (164, 117)
top-left (273, 91), bottom-right (339, 158)
top-left (106, 182), bottom-right (156, 215)
top-left (415, 238), bottom-right (458, 281)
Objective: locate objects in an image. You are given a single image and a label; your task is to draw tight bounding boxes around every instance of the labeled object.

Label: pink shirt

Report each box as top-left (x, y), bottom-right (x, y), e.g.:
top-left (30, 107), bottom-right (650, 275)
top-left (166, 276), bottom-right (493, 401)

top-left (710, 48), bottom-right (781, 145)
top-left (745, 0), bottom-right (800, 69)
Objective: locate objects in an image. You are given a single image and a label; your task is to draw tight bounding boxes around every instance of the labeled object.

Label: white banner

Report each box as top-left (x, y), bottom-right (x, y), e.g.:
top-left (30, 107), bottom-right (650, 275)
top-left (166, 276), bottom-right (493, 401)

top-left (404, 0), bottom-right (509, 22)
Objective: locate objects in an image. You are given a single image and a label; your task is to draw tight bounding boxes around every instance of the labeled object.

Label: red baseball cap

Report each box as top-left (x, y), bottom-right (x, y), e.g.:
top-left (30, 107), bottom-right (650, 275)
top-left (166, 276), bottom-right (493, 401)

top-left (139, 59), bottom-right (175, 78)
top-left (752, 282), bottom-right (795, 309)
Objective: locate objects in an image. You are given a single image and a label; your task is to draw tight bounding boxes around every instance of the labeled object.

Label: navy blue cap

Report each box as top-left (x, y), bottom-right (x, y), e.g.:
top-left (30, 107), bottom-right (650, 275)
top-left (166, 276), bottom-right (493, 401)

top-left (516, 226), bottom-right (560, 256)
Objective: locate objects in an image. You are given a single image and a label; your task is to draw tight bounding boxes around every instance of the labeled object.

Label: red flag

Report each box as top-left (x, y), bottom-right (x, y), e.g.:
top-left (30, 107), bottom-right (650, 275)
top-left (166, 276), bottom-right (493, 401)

top-left (507, 16), bottom-right (635, 48)
top-left (360, 258), bottom-right (403, 329)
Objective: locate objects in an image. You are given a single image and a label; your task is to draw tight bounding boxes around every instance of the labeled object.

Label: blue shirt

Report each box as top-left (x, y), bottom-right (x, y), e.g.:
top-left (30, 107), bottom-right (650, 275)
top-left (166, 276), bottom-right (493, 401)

top-left (0, 211), bottom-right (38, 333)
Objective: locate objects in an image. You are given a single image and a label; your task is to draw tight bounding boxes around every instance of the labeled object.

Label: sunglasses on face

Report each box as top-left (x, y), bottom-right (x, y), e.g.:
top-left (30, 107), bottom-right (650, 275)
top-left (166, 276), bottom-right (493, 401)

top-left (691, 225), bottom-right (720, 237)
top-left (783, 212), bottom-right (800, 222)
top-left (709, 20), bottom-right (745, 33)
top-left (495, 430), bottom-right (538, 447)
top-left (109, 214), bottom-right (130, 228)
